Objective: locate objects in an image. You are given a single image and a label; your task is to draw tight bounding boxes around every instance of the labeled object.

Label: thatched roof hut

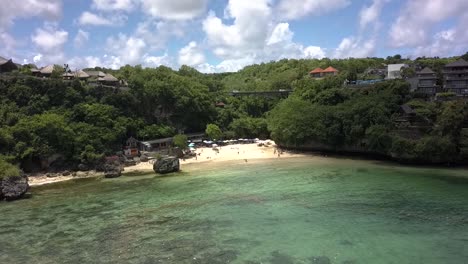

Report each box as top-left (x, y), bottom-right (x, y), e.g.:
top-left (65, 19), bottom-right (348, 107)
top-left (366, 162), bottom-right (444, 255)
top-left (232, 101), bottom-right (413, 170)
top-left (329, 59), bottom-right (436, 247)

top-left (74, 70), bottom-right (90, 79)
top-left (0, 56), bottom-right (18, 73)
top-left (98, 73), bottom-right (118, 82)
top-left (40, 65), bottom-right (55, 75)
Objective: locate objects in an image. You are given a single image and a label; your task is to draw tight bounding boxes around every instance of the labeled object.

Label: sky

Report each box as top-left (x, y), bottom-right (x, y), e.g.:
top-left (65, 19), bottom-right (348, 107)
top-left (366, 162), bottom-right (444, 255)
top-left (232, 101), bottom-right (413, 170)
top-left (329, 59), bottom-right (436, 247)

top-left (1, 0), bottom-right (468, 73)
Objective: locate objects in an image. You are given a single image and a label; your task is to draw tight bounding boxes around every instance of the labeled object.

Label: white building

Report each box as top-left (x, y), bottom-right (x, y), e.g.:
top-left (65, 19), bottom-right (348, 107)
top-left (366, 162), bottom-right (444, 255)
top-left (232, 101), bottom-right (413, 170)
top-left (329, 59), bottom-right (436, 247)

top-left (387, 64), bottom-right (408, 79)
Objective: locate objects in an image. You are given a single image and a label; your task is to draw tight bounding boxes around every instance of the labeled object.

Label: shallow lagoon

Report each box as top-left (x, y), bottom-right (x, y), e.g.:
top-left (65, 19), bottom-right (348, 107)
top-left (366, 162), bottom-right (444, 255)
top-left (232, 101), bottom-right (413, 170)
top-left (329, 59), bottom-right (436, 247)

top-left (1, 157), bottom-right (468, 264)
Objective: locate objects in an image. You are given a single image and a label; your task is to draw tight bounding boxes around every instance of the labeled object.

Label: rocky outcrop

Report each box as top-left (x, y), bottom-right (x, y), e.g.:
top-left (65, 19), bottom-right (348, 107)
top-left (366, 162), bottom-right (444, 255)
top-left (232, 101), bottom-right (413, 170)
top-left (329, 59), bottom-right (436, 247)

top-left (0, 175), bottom-right (29, 201)
top-left (103, 161), bottom-right (122, 178)
top-left (153, 157), bottom-right (180, 174)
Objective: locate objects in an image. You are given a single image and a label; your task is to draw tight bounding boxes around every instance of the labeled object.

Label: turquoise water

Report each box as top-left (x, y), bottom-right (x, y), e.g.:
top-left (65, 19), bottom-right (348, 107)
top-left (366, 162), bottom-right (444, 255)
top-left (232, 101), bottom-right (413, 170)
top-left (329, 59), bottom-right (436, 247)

top-left (1, 157), bottom-right (468, 264)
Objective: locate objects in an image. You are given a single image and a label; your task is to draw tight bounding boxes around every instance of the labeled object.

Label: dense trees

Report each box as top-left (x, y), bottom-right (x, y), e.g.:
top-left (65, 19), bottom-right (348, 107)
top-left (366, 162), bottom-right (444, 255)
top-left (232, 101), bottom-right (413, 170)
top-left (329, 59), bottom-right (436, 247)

top-left (1, 54), bottom-right (468, 173)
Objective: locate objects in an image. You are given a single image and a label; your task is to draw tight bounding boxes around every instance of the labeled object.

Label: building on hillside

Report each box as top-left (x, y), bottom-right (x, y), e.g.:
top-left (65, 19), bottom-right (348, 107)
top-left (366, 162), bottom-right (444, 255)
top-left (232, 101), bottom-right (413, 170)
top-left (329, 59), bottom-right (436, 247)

top-left (309, 68), bottom-right (324, 78)
top-left (98, 73), bottom-right (119, 86)
top-left (322, 66), bottom-right (339, 76)
top-left (415, 67), bottom-right (440, 95)
top-left (309, 66), bottom-right (339, 78)
top-left (387, 64), bottom-right (408, 79)
top-left (74, 70), bottom-right (90, 80)
top-left (84, 70), bottom-right (106, 80)
top-left (62, 72), bottom-right (74, 80)
top-left (124, 137), bottom-right (140, 157)
top-left (139, 137), bottom-right (173, 152)
top-left (0, 56), bottom-right (18, 73)
top-left (30, 66), bottom-right (41, 76)
top-left (39, 65), bottom-right (55, 77)
top-left (443, 59), bottom-right (468, 96)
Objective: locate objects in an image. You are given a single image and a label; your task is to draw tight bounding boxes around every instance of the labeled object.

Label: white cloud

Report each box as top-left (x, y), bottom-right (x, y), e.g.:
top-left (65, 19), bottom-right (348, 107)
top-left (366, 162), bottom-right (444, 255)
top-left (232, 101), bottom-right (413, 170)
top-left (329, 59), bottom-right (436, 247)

top-left (31, 25), bottom-right (68, 51)
top-left (267, 23), bottom-right (293, 45)
top-left (0, 31), bottom-right (16, 56)
top-left (0, 0), bottom-right (62, 30)
top-left (276, 0), bottom-right (350, 20)
top-left (389, 0), bottom-right (468, 48)
top-left (178, 41), bottom-right (205, 66)
top-left (68, 56), bottom-right (103, 69)
top-left (135, 20), bottom-right (186, 50)
top-left (359, 0), bottom-right (388, 29)
top-left (202, 0), bottom-right (273, 56)
top-left (92, 0), bottom-right (137, 12)
top-left (33, 54), bottom-right (43, 63)
top-left (78, 11), bottom-right (122, 26)
top-left (141, 0), bottom-right (209, 20)
top-left (202, 2), bottom-right (326, 72)
top-left (144, 53), bottom-right (171, 67)
top-left (105, 33), bottom-right (146, 66)
top-left (303, 46), bottom-right (326, 58)
top-left (413, 14), bottom-right (468, 57)
top-left (333, 37), bottom-right (375, 58)
top-left (30, 24), bottom-right (68, 65)
top-left (74, 29), bottom-right (89, 47)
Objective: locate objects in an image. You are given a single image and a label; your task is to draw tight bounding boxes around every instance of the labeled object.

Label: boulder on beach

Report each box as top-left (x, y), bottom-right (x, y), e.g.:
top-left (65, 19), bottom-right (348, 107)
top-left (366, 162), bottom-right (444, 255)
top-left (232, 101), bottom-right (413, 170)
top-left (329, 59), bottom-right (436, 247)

top-left (104, 169), bottom-right (121, 178)
top-left (0, 175), bottom-right (29, 201)
top-left (103, 161), bottom-right (122, 178)
top-left (153, 156), bottom-right (180, 174)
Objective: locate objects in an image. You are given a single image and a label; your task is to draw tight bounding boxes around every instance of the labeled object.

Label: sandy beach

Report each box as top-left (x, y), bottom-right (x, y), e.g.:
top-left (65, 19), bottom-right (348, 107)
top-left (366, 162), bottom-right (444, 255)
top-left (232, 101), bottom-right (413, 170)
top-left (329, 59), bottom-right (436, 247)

top-left (28, 142), bottom-right (303, 186)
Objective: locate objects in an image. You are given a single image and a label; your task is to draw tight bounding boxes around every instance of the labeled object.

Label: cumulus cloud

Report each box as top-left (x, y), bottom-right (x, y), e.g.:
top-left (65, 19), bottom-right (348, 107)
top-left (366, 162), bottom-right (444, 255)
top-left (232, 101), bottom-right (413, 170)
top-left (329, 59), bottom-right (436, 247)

top-left (74, 29), bottom-right (89, 47)
top-left (141, 0), bottom-right (209, 20)
top-left (359, 0), bottom-right (388, 30)
top-left (333, 37), bottom-right (376, 58)
top-left (267, 23), bottom-right (293, 45)
top-left (201, 1), bottom-right (326, 72)
top-left (0, 0), bottom-right (62, 30)
top-left (78, 11), bottom-right (126, 26)
top-left (105, 33), bottom-right (146, 67)
top-left (389, 0), bottom-right (468, 48)
top-left (135, 20), bottom-right (186, 50)
top-left (276, 0), bottom-right (350, 20)
top-left (92, 0), bottom-right (137, 12)
top-left (30, 24), bottom-right (68, 64)
top-left (31, 25), bottom-right (68, 51)
top-left (0, 31), bottom-right (16, 56)
top-left (178, 41), bottom-right (205, 66)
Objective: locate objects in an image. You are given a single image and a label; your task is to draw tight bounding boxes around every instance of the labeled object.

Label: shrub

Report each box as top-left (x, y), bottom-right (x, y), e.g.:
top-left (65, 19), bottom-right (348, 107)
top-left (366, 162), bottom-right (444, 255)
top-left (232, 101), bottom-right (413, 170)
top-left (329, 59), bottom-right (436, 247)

top-left (0, 158), bottom-right (20, 179)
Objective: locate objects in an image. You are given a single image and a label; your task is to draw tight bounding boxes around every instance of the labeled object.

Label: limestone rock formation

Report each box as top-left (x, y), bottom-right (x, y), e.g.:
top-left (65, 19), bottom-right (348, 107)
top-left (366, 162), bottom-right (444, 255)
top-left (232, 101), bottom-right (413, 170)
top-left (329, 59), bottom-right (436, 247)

top-left (0, 175), bottom-right (29, 201)
top-left (153, 157), bottom-right (180, 174)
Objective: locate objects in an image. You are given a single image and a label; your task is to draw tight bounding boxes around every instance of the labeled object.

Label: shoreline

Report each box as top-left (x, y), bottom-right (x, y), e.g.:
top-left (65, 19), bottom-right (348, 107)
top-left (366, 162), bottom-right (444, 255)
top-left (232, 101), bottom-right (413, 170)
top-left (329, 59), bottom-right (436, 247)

top-left (28, 142), bottom-right (468, 187)
top-left (28, 143), bottom-right (302, 186)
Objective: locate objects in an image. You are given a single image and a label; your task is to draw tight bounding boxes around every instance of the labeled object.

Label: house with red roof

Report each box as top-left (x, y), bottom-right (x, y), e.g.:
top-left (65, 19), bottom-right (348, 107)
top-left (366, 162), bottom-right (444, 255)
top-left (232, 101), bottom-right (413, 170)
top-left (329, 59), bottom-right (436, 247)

top-left (309, 66), bottom-right (339, 78)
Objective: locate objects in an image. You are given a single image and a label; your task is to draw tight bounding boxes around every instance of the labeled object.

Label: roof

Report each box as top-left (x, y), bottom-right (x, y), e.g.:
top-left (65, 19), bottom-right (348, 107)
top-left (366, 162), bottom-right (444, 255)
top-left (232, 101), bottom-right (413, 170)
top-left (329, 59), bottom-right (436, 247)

top-left (0, 56), bottom-right (9, 65)
top-left (445, 59), bottom-right (468, 68)
top-left (40, 65), bottom-right (55, 74)
top-left (62, 72), bottom-right (74, 77)
top-left (400, 104), bottom-right (415, 114)
top-left (74, 70), bottom-right (90, 78)
top-left (84, 70), bottom-right (106, 77)
top-left (322, 66), bottom-right (339, 73)
top-left (419, 67), bottom-right (435, 74)
top-left (98, 73), bottom-right (118, 82)
top-left (310, 67), bottom-right (324, 74)
top-left (141, 137), bottom-right (173, 145)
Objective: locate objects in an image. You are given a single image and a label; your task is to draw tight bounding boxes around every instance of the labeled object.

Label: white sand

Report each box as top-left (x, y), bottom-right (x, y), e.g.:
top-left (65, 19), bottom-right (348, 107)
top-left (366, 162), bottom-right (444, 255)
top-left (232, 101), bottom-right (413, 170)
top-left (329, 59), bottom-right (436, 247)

top-left (126, 142), bottom-right (302, 173)
top-left (29, 142), bottom-right (303, 186)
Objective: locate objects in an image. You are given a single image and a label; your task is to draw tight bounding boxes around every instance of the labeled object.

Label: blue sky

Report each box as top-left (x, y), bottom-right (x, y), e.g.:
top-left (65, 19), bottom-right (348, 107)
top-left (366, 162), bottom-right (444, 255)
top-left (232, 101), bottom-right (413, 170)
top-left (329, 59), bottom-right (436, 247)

top-left (1, 0), bottom-right (467, 72)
